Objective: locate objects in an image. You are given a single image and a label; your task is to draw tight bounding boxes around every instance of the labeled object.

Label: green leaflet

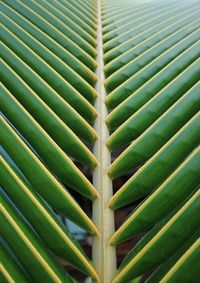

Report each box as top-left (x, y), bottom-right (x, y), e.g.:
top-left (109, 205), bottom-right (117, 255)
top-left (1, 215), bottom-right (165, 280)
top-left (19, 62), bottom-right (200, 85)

top-left (105, 29), bottom-right (200, 113)
top-left (58, 0), bottom-right (97, 28)
top-left (0, 2), bottom-right (97, 86)
top-left (107, 62), bottom-right (200, 150)
top-left (0, 81), bottom-right (97, 171)
top-left (33, 0), bottom-right (97, 47)
top-left (110, 147), bottom-right (200, 241)
top-left (106, 41), bottom-right (200, 130)
top-left (111, 190), bottom-right (200, 282)
top-left (146, 230), bottom-right (200, 282)
top-left (19, 0), bottom-right (97, 58)
top-left (0, 242), bottom-right (30, 283)
top-left (105, 21), bottom-right (200, 94)
top-left (109, 110), bottom-right (200, 180)
top-left (0, 154), bottom-right (99, 279)
top-left (103, 0), bottom-right (188, 35)
top-left (0, 43), bottom-right (97, 144)
top-left (64, 0), bottom-right (97, 23)
top-left (44, 0), bottom-right (96, 37)
top-left (0, 12), bottom-right (97, 104)
top-left (0, 25), bottom-right (97, 122)
top-left (0, 80), bottom-right (97, 170)
top-left (160, 239), bottom-right (200, 282)
top-left (0, 115), bottom-right (98, 229)
top-left (104, 6), bottom-right (199, 58)
top-left (102, 1), bottom-right (157, 27)
top-left (108, 112), bottom-right (199, 198)
top-left (2, 0), bottom-right (97, 70)
top-left (0, 193), bottom-right (74, 283)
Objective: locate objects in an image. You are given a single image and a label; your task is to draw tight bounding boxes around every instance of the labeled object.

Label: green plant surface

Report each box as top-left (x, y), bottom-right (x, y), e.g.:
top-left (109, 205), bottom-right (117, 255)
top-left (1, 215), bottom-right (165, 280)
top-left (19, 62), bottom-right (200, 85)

top-left (1, 0), bottom-right (199, 282)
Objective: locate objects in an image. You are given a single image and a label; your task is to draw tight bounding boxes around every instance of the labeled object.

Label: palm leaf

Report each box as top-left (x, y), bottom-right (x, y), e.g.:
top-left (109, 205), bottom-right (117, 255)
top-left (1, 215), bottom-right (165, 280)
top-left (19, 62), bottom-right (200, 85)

top-left (1, 0), bottom-right (199, 282)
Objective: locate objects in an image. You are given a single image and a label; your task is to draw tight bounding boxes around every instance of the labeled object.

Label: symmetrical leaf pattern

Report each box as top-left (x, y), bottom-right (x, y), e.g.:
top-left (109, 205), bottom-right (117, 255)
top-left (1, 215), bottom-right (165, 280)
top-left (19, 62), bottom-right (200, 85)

top-left (0, 0), bottom-right (200, 282)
